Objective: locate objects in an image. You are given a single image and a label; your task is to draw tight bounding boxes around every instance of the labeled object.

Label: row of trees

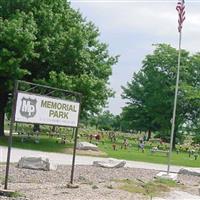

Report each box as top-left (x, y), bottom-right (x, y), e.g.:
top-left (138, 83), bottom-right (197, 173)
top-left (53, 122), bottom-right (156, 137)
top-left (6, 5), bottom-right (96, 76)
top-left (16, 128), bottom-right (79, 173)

top-left (121, 44), bottom-right (200, 145)
top-left (0, 0), bottom-right (117, 136)
top-left (1, 1), bottom-right (199, 147)
top-left (90, 44), bottom-right (200, 146)
top-left (84, 111), bottom-right (133, 132)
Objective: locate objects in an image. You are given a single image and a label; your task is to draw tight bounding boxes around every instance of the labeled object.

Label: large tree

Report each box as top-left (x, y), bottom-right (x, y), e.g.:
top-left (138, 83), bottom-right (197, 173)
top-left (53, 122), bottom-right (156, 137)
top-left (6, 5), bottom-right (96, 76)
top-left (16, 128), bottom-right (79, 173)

top-left (122, 44), bottom-right (200, 145)
top-left (0, 0), bottom-right (117, 136)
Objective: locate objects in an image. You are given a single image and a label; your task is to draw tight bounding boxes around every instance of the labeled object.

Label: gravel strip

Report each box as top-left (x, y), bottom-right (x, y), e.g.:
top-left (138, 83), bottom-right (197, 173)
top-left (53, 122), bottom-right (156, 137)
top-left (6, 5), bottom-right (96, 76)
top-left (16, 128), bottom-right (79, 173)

top-left (0, 165), bottom-right (199, 200)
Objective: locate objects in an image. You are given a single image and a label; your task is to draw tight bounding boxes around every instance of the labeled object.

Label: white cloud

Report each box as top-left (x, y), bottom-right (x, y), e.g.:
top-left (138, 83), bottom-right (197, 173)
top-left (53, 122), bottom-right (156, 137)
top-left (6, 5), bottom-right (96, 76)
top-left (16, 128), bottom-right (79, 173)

top-left (71, 1), bottom-right (200, 114)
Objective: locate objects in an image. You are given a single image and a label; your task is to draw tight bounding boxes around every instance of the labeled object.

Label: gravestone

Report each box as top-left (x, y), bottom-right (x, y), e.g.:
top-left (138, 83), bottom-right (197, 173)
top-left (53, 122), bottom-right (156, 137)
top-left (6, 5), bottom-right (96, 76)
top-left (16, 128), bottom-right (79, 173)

top-left (178, 168), bottom-right (200, 177)
top-left (77, 142), bottom-right (98, 151)
top-left (93, 158), bottom-right (126, 168)
top-left (17, 157), bottom-right (50, 171)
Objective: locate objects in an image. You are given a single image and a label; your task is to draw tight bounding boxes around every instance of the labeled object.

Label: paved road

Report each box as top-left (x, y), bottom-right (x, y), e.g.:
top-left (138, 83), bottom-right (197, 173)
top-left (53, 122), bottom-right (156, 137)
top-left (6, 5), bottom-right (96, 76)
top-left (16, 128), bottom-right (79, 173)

top-left (0, 146), bottom-right (199, 173)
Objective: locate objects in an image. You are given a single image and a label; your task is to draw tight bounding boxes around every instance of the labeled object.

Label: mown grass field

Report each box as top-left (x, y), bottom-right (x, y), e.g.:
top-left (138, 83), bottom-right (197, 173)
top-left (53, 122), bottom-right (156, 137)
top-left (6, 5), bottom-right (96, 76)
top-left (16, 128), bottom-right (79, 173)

top-left (0, 135), bottom-right (73, 153)
top-left (97, 139), bottom-right (200, 167)
top-left (0, 133), bottom-right (200, 167)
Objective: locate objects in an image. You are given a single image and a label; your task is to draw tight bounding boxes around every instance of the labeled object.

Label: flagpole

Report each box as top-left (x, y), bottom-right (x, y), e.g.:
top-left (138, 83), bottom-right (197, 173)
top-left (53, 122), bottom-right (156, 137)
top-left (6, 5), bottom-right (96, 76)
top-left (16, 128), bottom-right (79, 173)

top-left (167, 29), bottom-right (182, 175)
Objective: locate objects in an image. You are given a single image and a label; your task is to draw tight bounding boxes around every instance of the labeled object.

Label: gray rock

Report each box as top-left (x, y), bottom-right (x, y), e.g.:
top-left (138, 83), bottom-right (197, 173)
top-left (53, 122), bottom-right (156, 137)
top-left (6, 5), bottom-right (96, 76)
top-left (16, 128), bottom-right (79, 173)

top-left (17, 157), bottom-right (50, 171)
top-left (178, 168), bottom-right (200, 177)
top-left (77, 142), bottom-right (98, 151)
top-left (93, 158), bottom-right (126, 168)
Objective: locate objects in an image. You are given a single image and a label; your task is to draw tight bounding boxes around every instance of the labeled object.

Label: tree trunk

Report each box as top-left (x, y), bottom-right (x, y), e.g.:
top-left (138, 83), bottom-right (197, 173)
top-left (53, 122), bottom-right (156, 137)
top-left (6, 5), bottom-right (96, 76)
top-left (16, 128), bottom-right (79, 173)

top-left (0, 104), bottom-right (5, 137)
top-left (147, 129), bottom-right (151, 141)
top-left (0, 84), bottom-right (8, 137)
top-left (71, 128), bottom-right (75, 139)
top-left (52, 125), bottom-right (56, 132)
top-left (33, 124), bottom-right (40, 132)
top-left (172, 126), bottom-right (178, 149)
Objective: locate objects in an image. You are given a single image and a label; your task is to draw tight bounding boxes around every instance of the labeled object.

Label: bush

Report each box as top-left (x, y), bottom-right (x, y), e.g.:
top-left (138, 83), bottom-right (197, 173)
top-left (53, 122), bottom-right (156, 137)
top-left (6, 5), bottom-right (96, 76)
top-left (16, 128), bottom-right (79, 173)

top-left (193, 134), bottom-right (200, 144)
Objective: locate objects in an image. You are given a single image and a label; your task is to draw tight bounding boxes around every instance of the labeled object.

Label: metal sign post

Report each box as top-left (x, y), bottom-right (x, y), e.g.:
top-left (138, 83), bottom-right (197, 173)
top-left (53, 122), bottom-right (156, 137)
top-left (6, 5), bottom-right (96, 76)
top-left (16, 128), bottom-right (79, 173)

top-left (4, 81), bottom-right (18, 189)
top-left (70, 95), bottom-right (81, 185)
top-left (70, 127), bottom-right (79, 185)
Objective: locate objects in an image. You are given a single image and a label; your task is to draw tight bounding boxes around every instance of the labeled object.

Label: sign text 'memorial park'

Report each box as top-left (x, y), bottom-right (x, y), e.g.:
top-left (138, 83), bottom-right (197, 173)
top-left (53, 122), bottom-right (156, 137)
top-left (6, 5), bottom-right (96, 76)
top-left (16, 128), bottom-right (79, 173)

top-left (15, 92), bottom-right (80, 127)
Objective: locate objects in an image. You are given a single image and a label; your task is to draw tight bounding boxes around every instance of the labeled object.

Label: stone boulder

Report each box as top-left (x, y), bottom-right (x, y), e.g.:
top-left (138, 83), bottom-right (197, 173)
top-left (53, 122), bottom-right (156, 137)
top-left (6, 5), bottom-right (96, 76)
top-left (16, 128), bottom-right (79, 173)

top-left (17, 157), bottom-right (50, 171)
top-left (93, 158), bottom-right (126, 168)
top-left (77, 142), bottom-right (98, 151)
top-left (178, 168), bottom-right (200, 177)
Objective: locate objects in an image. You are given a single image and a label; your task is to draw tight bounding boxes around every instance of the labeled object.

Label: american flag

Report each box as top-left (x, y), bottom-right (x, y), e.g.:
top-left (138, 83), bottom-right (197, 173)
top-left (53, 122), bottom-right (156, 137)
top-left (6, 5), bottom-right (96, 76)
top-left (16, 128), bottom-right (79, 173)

top-left (176, 0), bottom-right (185, 32)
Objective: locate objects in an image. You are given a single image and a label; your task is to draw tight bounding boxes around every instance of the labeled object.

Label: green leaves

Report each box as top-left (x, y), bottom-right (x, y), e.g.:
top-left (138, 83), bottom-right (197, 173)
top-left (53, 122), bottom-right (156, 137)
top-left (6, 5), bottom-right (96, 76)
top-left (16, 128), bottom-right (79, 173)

top-left (122, 44), bottom-right (200, 142)
top-left (0, 11), bottom-right (37, 85)
top-left (0, 0), bottom-right (117, 120)
top-left (39, 71), bottom-right (114, 116)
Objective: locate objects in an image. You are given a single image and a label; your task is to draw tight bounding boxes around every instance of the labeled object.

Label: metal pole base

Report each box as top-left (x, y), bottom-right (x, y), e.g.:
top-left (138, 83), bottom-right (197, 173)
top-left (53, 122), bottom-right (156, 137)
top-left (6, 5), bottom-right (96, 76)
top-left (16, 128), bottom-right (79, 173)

top-left (156, 172), bottom-right (177, 181)
top-left (67, 183), bottom-right (79, 189)
top-left (0, 189), bottom-right (16, 197)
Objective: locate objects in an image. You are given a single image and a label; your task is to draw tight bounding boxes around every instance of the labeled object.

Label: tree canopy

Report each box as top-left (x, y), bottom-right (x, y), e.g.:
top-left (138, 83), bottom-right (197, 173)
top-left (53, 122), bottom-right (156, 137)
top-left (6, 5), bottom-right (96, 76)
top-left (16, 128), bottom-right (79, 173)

top-left (0, 0), bottom-right (118, 136)
top-left (121, 44), bottom-right (200, 144)
top-left (86, 111), bottom-right (121, 131)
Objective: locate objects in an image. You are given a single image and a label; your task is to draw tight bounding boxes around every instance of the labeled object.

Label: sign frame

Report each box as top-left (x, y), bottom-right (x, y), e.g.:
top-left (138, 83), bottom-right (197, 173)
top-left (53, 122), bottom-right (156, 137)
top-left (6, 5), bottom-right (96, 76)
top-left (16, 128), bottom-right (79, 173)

top-left (4, 80), bottom-right (82, 189)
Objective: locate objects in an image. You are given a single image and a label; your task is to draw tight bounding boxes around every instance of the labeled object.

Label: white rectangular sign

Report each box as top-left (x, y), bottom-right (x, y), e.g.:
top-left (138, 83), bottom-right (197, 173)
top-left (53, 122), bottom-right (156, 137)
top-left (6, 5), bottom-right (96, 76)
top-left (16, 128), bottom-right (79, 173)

top-left (15, 92), bottom-right (80, 127)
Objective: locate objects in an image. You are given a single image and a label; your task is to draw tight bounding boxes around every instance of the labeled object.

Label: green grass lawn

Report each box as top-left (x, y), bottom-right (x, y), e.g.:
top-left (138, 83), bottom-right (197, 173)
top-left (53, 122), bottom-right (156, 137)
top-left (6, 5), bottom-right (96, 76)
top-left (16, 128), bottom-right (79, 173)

top-left (0, 134), bottom-right (199, 167)
top-left (0, 135), bottom-right (73, 153)
top-left (97, 139), bottom-right (200, 168)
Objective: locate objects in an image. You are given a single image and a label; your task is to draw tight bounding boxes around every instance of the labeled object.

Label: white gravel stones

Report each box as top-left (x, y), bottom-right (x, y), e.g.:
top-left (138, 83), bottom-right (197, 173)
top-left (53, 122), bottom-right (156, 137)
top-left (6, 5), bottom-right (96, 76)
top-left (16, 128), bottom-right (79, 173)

top-left (0, 164), bottom-right (199, 200)
top-left (153, 190), bottom-right (200, 200)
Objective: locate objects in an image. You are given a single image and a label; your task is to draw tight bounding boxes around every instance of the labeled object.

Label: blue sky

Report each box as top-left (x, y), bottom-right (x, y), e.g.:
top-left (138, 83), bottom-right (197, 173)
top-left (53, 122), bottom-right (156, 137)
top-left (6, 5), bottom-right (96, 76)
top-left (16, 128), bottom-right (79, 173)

top-left (70, 0), bottom-right (200, 115)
